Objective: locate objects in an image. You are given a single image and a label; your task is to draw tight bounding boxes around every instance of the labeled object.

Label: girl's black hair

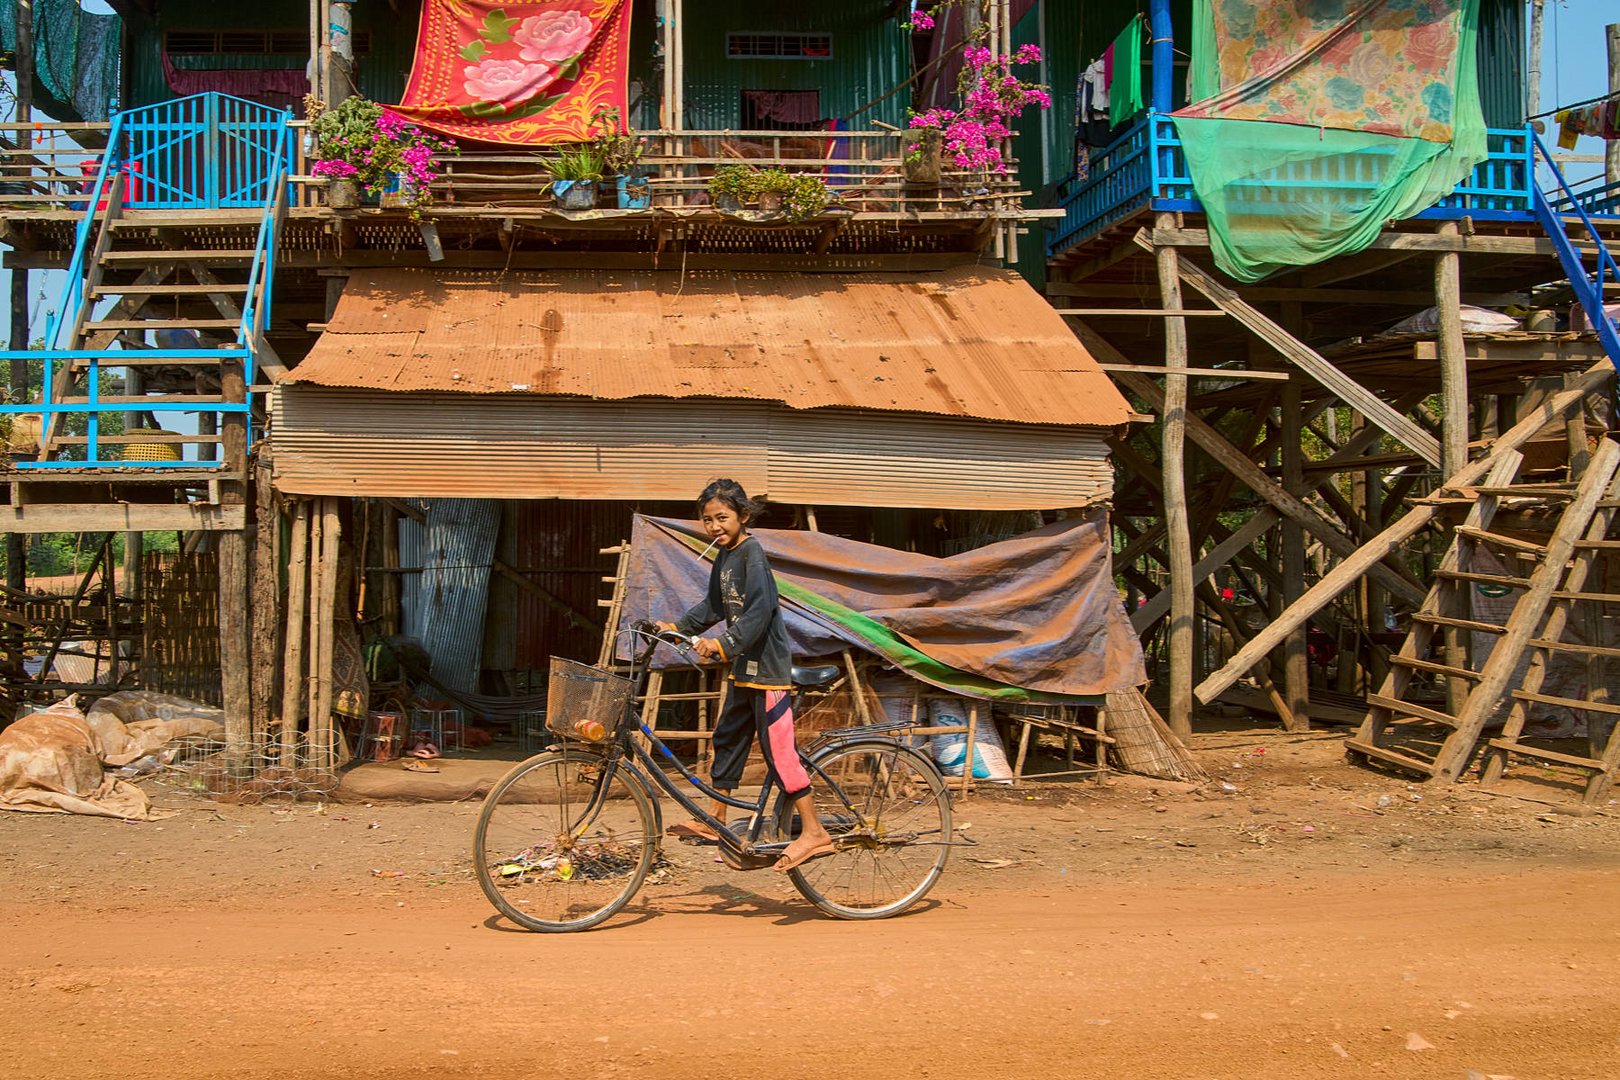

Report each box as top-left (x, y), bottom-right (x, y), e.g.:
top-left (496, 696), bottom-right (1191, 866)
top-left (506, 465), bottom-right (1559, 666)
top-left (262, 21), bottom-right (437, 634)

top-left (697, 478), bottom-right (764, 522)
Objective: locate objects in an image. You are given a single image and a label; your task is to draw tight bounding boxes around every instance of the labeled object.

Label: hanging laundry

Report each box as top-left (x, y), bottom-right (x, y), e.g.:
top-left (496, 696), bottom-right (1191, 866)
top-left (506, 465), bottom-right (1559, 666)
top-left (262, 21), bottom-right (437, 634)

top-left (1108, 15), bottom-right (1144, 128)
top-left (1556, 100), bottom-right (1620, 151)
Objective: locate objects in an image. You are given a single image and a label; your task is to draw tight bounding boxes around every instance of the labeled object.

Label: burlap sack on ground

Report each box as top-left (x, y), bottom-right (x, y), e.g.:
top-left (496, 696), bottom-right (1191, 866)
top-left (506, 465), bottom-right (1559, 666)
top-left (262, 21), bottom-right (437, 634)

top-left (0, 699), bottom-right (158, 819)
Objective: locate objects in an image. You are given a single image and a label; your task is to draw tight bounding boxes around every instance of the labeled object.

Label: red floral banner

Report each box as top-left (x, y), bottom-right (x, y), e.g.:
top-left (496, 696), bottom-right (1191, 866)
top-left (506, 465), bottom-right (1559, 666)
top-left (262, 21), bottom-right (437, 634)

top-left (391, 0), bottom-right (631, 145)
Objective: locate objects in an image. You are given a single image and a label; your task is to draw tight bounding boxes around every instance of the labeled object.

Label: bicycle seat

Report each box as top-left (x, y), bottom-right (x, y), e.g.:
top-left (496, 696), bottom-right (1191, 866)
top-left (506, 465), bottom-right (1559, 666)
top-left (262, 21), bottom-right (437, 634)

top-left (790, 664), bottom-right (841, 689)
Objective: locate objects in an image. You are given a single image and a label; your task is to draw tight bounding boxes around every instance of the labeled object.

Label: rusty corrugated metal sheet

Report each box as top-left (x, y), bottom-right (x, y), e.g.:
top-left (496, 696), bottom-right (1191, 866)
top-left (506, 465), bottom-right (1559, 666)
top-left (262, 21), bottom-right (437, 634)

top-left (270, 389), bottom-right (1115, 511)
top-left (282, 266), bottom-right (1133, 429)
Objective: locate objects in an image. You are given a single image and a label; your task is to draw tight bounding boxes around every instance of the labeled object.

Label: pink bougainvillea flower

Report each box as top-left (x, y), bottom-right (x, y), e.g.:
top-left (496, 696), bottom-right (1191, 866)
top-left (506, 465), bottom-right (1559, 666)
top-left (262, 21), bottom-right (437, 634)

top-left (513, 10), bottom-right (594, 63)
top-left (462, 58), bottom-right (557, 102)
top-left (906, 10), bottom-right (935, 31)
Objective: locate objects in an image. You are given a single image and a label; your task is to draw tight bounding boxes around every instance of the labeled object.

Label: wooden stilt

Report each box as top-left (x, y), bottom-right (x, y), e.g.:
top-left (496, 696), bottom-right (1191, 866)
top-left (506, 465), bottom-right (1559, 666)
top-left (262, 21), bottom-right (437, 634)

top-left (312, 498), bottom-right (342, 769)
top-left (249, 454), bottom-right (280, 746)
top-left (280, 501), bottom-right (309, 768)
top-left (1279, 378), bottom-right (1309, 732)
top-left (304, 504), bottom-right (325, 762)
top-left (1153, 212), bottom-right (1195, 739)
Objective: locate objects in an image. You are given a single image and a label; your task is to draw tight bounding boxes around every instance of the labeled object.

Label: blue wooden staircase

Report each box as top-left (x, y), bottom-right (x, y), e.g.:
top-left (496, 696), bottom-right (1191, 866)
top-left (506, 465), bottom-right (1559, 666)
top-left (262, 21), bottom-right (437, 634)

top-left (0, 93), bottom-right (291, 473)
top-left (1532, 131), bottom-right (1620, 371)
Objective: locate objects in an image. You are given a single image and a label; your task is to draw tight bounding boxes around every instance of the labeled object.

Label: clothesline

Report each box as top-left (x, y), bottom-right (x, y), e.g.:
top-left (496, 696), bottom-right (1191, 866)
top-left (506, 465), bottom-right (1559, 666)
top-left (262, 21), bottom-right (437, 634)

top-left (1530, 89), bottom-right (1620, 123)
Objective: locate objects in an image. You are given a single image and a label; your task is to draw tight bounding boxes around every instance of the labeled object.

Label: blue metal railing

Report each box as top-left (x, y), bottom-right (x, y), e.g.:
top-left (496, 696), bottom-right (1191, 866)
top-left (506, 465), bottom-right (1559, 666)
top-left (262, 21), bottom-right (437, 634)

top-left (1048, 113), bottom-right (1551, 256)
top-left (1531, 131), bottom-right (1620, 370)
top-left (0, 93), bottom-right (292, 469)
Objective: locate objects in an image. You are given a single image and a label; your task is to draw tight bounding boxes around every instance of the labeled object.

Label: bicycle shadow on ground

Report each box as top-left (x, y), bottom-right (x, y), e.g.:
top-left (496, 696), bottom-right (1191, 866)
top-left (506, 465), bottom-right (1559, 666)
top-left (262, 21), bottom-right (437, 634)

top-left (480, 908), bottom-right (659, 934)
top-left (643, 883), bottom-right (946, 926)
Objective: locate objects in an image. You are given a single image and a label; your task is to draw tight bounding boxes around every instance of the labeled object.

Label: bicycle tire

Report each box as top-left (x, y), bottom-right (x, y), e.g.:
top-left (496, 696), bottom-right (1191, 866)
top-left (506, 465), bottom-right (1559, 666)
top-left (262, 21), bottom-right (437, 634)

top-left (473, 748), bottom-right (656, 933)
top-left (779, 739), bottom-right (952, 920)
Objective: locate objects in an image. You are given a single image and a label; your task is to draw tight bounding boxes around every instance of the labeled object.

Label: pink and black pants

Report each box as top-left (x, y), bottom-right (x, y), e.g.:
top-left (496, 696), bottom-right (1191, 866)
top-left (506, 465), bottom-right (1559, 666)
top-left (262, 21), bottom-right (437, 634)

top-left (710, 683), bottom-right (812, 802)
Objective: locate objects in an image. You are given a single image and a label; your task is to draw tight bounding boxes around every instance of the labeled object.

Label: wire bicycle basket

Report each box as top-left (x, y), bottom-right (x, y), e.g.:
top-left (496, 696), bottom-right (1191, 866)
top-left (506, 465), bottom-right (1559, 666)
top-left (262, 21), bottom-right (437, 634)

top-left (544, 658), bottom-right (635, 743)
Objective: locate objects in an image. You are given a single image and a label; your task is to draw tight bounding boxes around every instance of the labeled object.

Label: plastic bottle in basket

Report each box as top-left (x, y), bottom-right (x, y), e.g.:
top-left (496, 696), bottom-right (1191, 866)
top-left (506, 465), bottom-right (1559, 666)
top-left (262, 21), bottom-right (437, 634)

top-left (572, 717), bottom-right (607, 742)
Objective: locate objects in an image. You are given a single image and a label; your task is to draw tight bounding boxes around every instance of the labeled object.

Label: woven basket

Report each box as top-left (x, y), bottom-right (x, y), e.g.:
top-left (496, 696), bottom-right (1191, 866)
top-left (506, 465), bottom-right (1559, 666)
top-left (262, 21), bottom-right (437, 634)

top-left (123, 432), bottom-right (183, 462)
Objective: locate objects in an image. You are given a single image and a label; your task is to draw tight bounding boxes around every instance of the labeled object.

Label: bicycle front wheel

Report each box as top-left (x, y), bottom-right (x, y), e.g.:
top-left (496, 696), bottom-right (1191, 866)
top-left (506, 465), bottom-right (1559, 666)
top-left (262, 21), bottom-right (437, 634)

top-left (473, 748), bottom-right (656, 933)
top-left (782, 739), bottom-right (952, 920)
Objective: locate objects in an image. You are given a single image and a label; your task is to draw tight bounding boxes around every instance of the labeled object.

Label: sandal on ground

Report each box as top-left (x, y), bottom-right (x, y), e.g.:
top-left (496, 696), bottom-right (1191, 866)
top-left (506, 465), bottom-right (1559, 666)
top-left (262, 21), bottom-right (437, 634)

top-left (401, 758), bottom-right (441, 773)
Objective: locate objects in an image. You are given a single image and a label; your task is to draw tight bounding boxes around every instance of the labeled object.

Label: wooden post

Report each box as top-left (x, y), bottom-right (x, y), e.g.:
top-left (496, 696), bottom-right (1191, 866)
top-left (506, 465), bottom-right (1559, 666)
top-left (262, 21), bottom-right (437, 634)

top-left (278, 503), bottom-right (307, 765)
top-left (249, 453), bottom-right (280, 744)
top-left (6, 1), bottom-right (30, 606)
top-left (1527, 1), bottom-right (1544, 121)
top-left (961, 702), bottom-right (979, 797)
top-left (1154, 213), bottom-right (1195, 738)
top-left (1279, 379), bottom-right (1309, 731)
top-left (218, 529), bottom-right (252, 761)
top-left (312, 498), bottom-right (342, 768)
top-left (304, 506), bottom-right (326, 757)
top-left (1434, 220), bottom-right (1471, 717)
top-left (1608, 24), bottom-right (1620, 187)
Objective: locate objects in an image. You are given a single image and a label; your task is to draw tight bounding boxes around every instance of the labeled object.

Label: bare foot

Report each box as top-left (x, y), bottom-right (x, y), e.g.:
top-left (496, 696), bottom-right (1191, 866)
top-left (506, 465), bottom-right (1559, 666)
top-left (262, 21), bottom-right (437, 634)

top-left (774, 830), bottom-right (836, 872)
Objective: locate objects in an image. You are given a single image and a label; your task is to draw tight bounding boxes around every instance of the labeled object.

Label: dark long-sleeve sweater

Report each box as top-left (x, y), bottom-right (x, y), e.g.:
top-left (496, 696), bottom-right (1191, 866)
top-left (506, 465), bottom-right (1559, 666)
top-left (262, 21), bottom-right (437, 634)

top-left (674, 534), bottom-right (793, 690)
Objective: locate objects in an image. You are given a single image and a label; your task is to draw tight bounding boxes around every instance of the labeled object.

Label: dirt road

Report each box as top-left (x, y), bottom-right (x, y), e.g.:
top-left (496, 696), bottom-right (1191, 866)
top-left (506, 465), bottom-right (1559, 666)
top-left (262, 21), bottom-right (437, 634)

top-left (3, 730), bottom-right (1617, 1080)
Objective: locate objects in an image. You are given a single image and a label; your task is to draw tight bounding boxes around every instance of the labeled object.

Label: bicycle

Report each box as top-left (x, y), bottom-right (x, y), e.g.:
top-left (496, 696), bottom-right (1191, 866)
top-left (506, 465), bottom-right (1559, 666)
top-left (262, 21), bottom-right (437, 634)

top-left (473, 622), bottom-right (958, 932)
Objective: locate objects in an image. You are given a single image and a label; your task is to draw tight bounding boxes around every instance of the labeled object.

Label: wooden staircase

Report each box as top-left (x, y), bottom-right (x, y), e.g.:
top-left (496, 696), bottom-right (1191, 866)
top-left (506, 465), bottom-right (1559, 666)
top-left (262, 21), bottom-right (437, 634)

top-left (1347, 437), bottom-right (1620, 808)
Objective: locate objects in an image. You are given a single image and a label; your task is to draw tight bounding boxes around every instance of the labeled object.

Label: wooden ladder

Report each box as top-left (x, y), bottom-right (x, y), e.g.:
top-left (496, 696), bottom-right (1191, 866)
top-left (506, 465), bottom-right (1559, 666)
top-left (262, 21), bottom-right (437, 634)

top-left (1347, 437), bottom-right (1620, 785)
top-left (1476, 450), bottom-right (1620, 809)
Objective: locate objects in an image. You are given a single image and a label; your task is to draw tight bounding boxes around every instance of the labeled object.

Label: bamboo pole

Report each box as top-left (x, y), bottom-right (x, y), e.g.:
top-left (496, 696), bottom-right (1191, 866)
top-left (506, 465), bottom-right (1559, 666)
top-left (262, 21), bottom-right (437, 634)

top-left (312, 498), bottom-right (342, 769)
top-left (280, 502), bottom-right (310, 767)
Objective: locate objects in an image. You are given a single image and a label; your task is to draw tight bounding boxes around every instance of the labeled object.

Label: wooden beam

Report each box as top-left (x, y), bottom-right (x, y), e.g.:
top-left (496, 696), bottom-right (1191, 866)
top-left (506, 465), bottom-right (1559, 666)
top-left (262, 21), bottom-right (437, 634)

top-left (0, 502), bottom-right (246, 533)
top-left (1146, 224), bottom-right (1561, 257)
top-left (1099, 364), bottom-right (1290, 381)
top-left (1138, 233), bottom-right (1446, 470)
top-left (1047, 281), bottom-right (1521, 307)
top-left (1194, 359), bottom-right (1617, 703)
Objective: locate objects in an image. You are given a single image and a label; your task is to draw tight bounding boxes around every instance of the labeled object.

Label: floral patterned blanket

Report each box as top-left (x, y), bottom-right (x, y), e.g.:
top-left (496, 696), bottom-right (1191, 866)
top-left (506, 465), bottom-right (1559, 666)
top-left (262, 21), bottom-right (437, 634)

top-left (391, 0), bottom-right (631, 145)
top-left (1176, 0), bottom-right (1466, 143)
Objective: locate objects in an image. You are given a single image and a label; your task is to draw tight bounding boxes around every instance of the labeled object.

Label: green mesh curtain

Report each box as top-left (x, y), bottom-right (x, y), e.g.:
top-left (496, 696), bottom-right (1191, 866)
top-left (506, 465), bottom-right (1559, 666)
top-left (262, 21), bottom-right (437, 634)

top-left (1172, 0), bottom-right (1486, 283)
top-left (0, 0), bottom-right (120, 123)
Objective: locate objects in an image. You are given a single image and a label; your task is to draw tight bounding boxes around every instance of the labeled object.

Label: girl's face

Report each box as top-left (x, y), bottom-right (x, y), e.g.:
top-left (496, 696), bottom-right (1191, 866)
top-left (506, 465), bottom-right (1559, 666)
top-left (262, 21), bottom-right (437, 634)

top-left (699, 498), bottom-right (748, 549)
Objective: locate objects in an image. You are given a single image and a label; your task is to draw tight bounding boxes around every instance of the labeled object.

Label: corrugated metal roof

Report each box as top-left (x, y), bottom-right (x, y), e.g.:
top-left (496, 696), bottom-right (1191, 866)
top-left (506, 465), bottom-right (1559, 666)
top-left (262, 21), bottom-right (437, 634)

top-left (283, 266), bottom-right (1132, 429)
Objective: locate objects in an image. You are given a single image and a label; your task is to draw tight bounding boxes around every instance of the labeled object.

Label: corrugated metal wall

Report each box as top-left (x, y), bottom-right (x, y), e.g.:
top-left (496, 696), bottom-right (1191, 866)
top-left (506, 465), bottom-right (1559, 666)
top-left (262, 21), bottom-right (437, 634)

top-left (271, 389), bottom-right (1116, 510)
top-left (679, 3), bottom-right (909, 129)
top-left (122, 0), bottom-right (421, 108)
top-left (399, 497), bottom-right (501, 694)
top-left (1475, 0), bottom-right (1524, 129)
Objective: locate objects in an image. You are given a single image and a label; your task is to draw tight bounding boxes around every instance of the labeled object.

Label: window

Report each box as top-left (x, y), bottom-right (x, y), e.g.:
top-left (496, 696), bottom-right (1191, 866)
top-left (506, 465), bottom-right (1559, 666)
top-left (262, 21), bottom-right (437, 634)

top-left (165, 29), bottom-right (371, 56)
top-left (725, 32), bottom-right (832, 61)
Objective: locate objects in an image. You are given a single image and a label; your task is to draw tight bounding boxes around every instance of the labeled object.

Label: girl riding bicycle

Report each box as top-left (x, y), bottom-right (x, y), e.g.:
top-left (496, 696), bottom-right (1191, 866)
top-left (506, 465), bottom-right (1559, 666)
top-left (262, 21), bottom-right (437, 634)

top-left (658, 479), bottom-right (835, 872)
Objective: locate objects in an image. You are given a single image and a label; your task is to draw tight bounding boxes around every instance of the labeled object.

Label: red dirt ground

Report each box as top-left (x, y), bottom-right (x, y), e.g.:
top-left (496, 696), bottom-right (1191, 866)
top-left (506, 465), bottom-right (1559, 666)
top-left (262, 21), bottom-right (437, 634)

top-left (2, 728), bottom-right (1617, 1080)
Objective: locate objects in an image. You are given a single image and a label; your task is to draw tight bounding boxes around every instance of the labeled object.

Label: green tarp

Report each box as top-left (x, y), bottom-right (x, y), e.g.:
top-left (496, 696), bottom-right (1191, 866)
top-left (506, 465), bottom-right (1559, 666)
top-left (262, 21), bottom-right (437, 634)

top-left (1172, 0), bottom-right (1486, 282)
top-left (0, 0), bottom-right (120, 123)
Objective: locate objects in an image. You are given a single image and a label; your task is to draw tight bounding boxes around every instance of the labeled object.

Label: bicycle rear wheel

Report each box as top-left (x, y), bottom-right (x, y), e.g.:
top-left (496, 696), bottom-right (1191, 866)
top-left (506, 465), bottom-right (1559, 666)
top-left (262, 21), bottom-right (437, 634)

top-left (782, 739), bottom-right (952, 920)
top-left (473, 748), bottom-right (655, 932)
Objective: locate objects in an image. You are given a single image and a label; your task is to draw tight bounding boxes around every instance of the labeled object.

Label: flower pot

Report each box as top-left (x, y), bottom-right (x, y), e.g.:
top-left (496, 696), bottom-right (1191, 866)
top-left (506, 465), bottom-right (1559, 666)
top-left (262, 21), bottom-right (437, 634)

top-left (378, 173), bottom-right (410, 210)
top-left (904, 134), bottom-right (944, 186)
top-left (715, 193), bottom-right (742, 211)
top-left (552, 180), bottom-right (598, 210)
top-left (615, 174), bottom-right (651, 210)
top-left (327, 179), bottom-right (360, 209)
top-left (755, 192), bottom-right (784, 214)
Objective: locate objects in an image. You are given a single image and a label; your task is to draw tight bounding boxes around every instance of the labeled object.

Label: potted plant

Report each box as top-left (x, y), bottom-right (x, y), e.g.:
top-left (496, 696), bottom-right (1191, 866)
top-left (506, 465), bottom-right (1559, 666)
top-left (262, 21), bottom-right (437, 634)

top-left (543, 146), bottom-right (604, 210)
top-left (590, 107), bottom-right (651, 210)
top-left (708, 163), bottom-right (753, 211)
top-left (308, 96), bottom-right (457, 219)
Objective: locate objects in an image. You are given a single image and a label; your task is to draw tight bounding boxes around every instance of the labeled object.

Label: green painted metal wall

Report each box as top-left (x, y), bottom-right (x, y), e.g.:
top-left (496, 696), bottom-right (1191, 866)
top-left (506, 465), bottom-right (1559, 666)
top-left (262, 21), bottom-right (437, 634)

top-left (678, 3), bottom-right (909, 129)
top-left (1476, 0), bottom-right (1525, 129)
top-left (122, 0), bottom-right (420, 110)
